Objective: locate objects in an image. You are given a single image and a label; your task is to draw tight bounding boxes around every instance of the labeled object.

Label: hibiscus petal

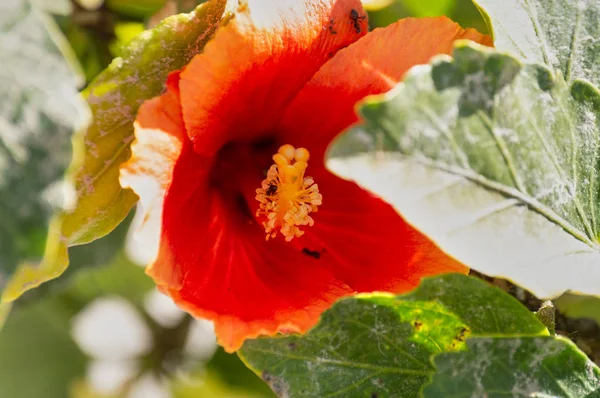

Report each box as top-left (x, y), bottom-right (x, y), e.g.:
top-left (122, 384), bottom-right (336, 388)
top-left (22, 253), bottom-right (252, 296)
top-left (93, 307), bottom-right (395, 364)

top-left (298, 167), bottom-right (468, 293)
top-left (272, 17), bottom-right (485, 293)
top-left (150, 144), bottom-right (353, 351)
top-left (178, 0), bottom-right (369, 156)
top-left (119, 72), bottom-right (186, 262)
top-left (122, 14), bottom-right (489, 354)
top-left (277, 16), bottom-right (492, 156)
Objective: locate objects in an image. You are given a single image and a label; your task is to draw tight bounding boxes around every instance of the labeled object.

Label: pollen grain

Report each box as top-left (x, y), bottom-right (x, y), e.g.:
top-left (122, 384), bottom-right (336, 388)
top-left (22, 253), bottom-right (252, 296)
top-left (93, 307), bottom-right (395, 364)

top-left (255, 145), bottom-right (322, 241)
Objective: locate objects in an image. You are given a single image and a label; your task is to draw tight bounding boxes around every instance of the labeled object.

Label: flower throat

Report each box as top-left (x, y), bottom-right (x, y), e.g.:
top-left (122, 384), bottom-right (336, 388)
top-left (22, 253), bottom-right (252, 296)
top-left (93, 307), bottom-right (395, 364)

top-left (255, 145), bottom-right (322, 241)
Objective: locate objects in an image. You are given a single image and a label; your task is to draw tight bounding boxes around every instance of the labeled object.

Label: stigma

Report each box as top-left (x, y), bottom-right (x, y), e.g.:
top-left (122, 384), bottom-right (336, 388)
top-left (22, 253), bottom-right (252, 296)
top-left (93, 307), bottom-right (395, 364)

top-left (255, 145), bottom-right (322, 241)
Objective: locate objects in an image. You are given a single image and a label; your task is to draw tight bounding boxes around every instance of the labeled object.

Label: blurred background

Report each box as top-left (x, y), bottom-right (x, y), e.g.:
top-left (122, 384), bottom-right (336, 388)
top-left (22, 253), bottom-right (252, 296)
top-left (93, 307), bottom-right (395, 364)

top-left (0, 1), bottom-right (491, 397)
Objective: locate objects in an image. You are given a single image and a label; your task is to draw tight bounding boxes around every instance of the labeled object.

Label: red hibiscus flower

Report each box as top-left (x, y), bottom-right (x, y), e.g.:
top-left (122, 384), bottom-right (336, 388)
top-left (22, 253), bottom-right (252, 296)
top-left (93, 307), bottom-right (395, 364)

top-left (120, 0), bottom-right (491, 352)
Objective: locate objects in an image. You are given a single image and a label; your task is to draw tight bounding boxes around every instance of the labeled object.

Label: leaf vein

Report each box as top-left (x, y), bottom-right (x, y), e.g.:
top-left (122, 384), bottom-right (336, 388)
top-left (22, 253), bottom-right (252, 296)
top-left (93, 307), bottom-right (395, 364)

top-left (521, 0), bottom-right (552, 67)
top-left (478, 111), bottom-right (527, 194)
top-left (412, 156), bottom-right (596, 248)
top-left (241, 347), bottom-right (431, 376)
top-left (343, 318), bottom-right (432, 370)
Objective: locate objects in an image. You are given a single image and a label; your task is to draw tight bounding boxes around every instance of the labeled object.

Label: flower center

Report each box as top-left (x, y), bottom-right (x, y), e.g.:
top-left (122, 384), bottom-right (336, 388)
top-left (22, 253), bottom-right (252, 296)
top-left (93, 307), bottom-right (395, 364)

top-left (255, 144), bottom-right (322, 241)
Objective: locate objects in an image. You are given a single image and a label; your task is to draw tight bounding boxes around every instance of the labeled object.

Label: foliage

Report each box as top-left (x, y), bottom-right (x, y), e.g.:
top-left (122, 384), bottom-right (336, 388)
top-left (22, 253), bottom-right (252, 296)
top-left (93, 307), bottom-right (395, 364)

top-left (3, 0), bottom-right (600, 397)
top-left (424, 336), bottom-right (600, 397)
top-left (239, 275), bottom-right (579, 398)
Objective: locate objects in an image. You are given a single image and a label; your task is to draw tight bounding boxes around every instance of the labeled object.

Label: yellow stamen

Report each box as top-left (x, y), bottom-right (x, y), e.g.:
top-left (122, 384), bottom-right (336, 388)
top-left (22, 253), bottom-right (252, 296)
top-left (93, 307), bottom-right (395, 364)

top-left (255, 145), bottom-right (322, 241)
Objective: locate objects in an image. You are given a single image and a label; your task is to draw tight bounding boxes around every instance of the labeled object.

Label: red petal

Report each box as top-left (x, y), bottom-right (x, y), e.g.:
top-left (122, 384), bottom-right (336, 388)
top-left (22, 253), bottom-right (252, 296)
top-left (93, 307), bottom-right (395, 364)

top-left (144, 141), bottom-right (211, 292)
top-left (299, 167), bottom-right (468, 293)
top-left (277, 17), bottom-right (492, 157)
top-left (178, 0), bottom-right (368, 156)
top-left (271, 17), bottom-right (481, 297)
top-left (125, 15), bottom-right (488, 354)
top-left (149, 144), bottom-right (353, 352)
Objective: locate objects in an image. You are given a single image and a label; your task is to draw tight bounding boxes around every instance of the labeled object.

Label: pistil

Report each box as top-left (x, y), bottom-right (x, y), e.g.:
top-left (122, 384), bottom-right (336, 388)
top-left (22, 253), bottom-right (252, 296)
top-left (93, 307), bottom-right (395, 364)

top-left (255, 145), bottom-right (322, 241)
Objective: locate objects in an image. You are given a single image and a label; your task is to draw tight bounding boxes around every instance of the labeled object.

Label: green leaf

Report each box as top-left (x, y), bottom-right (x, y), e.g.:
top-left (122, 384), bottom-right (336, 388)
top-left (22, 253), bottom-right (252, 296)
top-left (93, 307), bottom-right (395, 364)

top-left (11, 0), bottom-right (230, 302)
top-left (423, 336), bottom-right (600, 397)
top-left (0, 0), bottom-right (89, 296)
top-left (207, 348), bottom-right (277, 397)
top-left (13, 212), bottom-right (133, 305)
top-left (400, 273), bottom-right (547, 336)
top-left (328, 42), bottom-right (600, 299)
top-left (402, 0), bottom-right (454, 18)
top-left (173, 369), bottom-right (272, 398)
top-left (64, 0), bottom-right (228, 245)
top-left (474, 0), bottom-right (600, 86)
top-left (68, 251), bottom-right (155, 306)
top-left (239, 274), bottom-right (546, 398)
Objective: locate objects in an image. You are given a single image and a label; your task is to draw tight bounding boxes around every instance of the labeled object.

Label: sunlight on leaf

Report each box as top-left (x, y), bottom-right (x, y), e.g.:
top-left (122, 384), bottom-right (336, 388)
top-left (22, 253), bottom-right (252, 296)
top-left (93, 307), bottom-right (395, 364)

top-left (328, 42), bottom-right (600, 298)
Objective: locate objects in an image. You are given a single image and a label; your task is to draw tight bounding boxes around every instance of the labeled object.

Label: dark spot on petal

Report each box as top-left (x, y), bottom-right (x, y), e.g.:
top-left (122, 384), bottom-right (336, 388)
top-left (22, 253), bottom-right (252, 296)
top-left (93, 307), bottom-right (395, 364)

top-left (302, 248), bottom-right (321, 259)
top-left (326, 18), bottom-right (337, 34)
top-left (413, 320), bottom-right (423, 330)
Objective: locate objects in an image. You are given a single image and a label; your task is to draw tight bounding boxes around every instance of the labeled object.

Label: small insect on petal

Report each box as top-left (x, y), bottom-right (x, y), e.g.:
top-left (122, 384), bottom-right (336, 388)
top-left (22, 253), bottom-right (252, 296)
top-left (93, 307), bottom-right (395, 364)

top-left (349, 8), bottom-right (367, 34)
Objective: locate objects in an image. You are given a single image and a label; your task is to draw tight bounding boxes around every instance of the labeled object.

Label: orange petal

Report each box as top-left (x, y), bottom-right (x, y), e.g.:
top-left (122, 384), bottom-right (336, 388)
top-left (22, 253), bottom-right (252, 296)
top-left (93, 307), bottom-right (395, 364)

top-left (119, 72), bottom-right (186, 261)
top-left (178, 0), bottom-right (369, 156)
top-left (277, 16), bottom-right (492, 156)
